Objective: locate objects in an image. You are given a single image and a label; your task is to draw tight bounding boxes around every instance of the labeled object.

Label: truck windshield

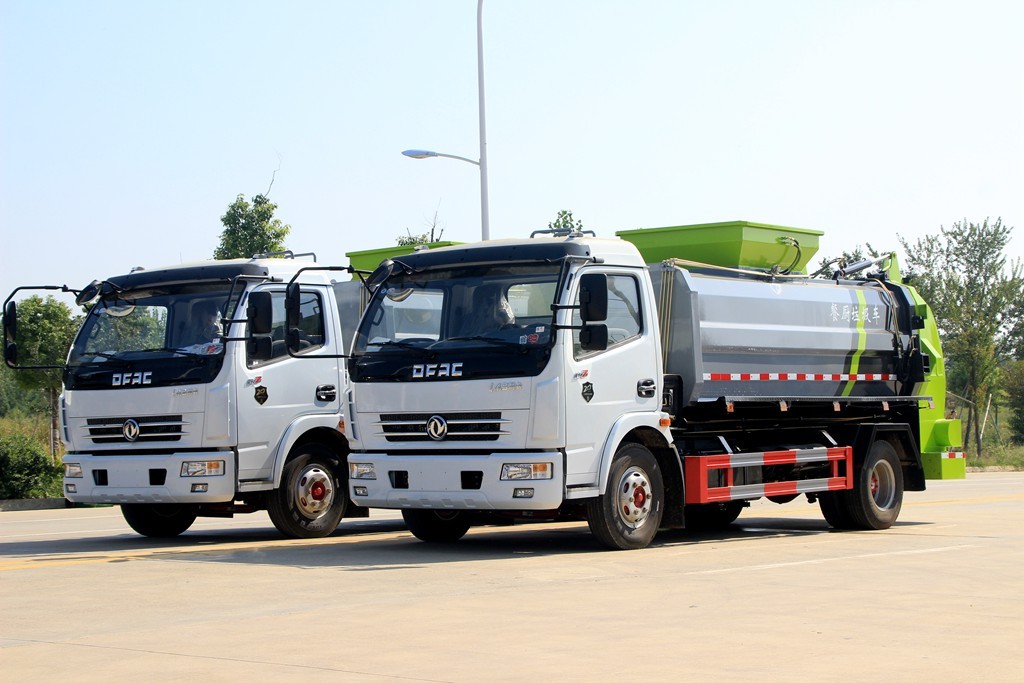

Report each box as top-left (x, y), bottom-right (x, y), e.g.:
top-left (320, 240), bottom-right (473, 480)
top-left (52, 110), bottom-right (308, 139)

top-left (68, 284), bottom-right (232, 367)
top-left (350, 263), bottom-right (561, 381)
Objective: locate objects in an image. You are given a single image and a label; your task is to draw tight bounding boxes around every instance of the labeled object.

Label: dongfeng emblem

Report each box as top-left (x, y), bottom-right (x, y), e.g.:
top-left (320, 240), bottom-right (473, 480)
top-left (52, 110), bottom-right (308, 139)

top-left (122, 418), bottom-right (141, 442)
top-left (425, 415), bottom-right (448, 441)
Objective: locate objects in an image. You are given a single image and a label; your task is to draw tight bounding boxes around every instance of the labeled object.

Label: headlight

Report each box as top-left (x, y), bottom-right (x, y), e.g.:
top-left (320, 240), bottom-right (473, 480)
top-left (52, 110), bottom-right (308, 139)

top-left (349, 463), bottom-right (377, 480)
top-left (500, 463), bottom-right (553, 480)
top-left (180, 461), bottom-right (225, 477)
top-left (65, 463), bottom-right (83, 478)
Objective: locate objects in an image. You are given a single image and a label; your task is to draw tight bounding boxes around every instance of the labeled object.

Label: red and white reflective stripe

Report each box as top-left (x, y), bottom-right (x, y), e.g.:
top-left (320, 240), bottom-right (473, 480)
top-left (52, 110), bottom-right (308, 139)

top-left (684, 446), bottom-right (854, 504)
top-left (703, 372), bottom-right (897, 382)
top-left (945, 451), bottom-right (965, 459)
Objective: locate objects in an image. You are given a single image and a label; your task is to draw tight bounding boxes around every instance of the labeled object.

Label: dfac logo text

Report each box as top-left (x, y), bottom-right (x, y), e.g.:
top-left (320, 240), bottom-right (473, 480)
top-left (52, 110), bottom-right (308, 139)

top-left (411, 362), bottom-right (463, 379)
top-left (112, 371), bottom-right (152, 386)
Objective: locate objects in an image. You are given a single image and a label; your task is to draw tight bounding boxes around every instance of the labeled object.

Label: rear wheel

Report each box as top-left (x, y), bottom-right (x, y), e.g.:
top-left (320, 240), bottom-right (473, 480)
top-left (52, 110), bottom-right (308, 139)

top-left (268, 444), bottom-right (347, 538)
top-left (402, 509), bottom-right (471, 543)
top-left (820, 440), bottom-right (903, 530)
top-left (587, 443), bottom-right (664, 550)
top-left (121, 504), bottom-right (198, 537)
top-left (684, 501), bottom-right (744, 531)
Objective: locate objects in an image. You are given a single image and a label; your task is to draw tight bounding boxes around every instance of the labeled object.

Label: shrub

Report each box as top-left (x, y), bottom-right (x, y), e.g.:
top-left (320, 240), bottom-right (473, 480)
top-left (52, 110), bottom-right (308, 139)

top-left (0, 433), bottom-right (62, 499)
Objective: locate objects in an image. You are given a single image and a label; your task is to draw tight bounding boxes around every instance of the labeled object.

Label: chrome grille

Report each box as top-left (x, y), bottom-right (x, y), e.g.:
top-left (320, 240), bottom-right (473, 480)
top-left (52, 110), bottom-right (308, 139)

top-left (376, 412), bottom-right (508, 442)
top-left (83, 415), bottom-right (187, 444)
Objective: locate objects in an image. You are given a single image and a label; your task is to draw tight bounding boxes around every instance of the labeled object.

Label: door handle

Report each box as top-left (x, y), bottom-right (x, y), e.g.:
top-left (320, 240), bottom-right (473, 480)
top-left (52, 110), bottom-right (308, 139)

top-left (637, 379), bottom-right (657, 398)
top-left (316, 384), bottom-right (337, 402)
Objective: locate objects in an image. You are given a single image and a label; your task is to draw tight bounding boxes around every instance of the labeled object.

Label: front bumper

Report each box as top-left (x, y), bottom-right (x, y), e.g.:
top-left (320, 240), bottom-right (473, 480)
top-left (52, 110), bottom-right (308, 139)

top-left (62, 451), bottom-right (236, 504)
top-left (347, 451), bottom-right (565, 510)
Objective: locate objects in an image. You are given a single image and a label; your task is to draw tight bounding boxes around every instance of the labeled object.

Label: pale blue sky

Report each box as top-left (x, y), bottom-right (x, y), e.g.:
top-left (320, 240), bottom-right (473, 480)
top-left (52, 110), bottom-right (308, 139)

top-left (2, 0), bottom-right (1021, 302)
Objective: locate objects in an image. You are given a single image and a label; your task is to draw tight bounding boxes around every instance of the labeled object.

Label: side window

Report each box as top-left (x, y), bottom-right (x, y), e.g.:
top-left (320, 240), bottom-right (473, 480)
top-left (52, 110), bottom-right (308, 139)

top-left (572, 274), bottom-right (642, 360)
top-left (247, 290), bottom-right (325, 367)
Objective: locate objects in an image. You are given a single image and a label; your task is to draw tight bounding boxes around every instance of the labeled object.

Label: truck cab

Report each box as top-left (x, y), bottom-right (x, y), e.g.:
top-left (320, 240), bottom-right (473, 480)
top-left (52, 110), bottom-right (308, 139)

top-left (4, 254), bottom-right (366, 538)
top-left (346, 235), bottom-right (672, 545)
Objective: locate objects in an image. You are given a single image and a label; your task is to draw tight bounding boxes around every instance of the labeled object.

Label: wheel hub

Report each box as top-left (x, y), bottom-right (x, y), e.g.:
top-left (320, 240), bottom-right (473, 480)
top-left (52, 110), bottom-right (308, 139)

top-left (296, 466), bottom-right (334, 518)
top-left (616, 466), bottom-right (653, 529)
top-left (869, 459), bottom-right (896, 510)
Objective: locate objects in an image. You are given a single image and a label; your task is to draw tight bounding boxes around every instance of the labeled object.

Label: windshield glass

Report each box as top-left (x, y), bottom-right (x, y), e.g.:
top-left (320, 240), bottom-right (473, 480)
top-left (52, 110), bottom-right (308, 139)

top-left (354, 263), bottom-right (560, 354)
top-left (69, 283), bottom-right (233, 366)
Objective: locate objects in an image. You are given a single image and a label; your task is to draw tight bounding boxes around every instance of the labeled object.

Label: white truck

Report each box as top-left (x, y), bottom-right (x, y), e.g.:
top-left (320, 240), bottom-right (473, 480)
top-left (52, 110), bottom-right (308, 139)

top-left (3, 252), bottom-right (371, 538)
top-left (343, 224), bottom-right (959, 550)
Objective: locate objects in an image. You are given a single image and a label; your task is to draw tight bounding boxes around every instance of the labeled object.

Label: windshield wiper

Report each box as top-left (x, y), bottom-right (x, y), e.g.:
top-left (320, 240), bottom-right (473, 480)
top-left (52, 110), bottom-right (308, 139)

top-left (135, 347), bottom-right (212, 361)
top-left (78, 351), bottom-right (125, 364)
top-left (366, 339), bottom-right (434, 354)
top-left (439, 336), bottom-right (521, 347)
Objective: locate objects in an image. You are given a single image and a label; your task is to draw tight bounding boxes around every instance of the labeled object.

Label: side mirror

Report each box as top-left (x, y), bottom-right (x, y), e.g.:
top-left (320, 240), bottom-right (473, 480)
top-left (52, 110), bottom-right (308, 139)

top-left (579, 323), bottom-right (608, 352)
top-left (75, 280), bottom-right (102, 306)
top-left (246, 291), bottom-right (274, 335)
top-left (285, 283), bottom-right (302, 352)
top-left (366, 260), bottom-right (395, 289)
top-left (579, 273), bottom-right (608, 322)
top-left (246, 336), bottom-right (274, 361)
top-left (3, 300), bottom-right (16, 342)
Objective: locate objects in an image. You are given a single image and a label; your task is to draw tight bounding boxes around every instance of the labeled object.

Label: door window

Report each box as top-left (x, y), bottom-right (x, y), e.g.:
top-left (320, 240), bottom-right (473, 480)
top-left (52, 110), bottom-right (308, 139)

top-left (572, 274), bottom-right (642, 360)
top-left (247, 290), bottom-right (325, 367)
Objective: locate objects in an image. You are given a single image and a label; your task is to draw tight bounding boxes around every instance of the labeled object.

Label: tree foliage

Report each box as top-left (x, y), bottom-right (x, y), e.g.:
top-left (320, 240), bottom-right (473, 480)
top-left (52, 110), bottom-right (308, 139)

top-left (0, 433), bottom-right (61, 499)
top-left (214, 194), bottom-right (290, 260)
top-left (8, 296), bottom-right (79, 395)
top-left (548, 210), bottom-right (584, 233)
top-left (900, 218), bottom-right (1023, 456)
top-left (0, 363), bottom-right (47, 417)
top-left (397, 209), bottom-right (445, 246)
top-left (1004, 360), bottom-right (1024, 444)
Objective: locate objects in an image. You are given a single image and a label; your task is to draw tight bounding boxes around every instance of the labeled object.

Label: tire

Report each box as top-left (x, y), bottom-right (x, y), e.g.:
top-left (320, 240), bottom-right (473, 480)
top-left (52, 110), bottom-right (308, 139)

top-left (268, 444), bottom-right (347, 539)
top-left (121, 504), bottom-right (198, 538)
top-left (587, 443), bottom-right (664, 550)
top-left (820, 440), bottom-right (904, 530)
top-left (684, 501), bottom-right (744, 531)
top-left (402, 509), bottom-right (471, 543)
top-left (817, 491), bottom-right (856, 529)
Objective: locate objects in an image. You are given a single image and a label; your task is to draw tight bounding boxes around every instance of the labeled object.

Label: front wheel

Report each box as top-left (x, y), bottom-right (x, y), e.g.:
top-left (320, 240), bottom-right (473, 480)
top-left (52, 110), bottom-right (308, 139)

top-left (268, 444), bottom-right (347, 538)
top-left (121, 504), bottom-right (198, 537)
top-left (402, 509), bottom-right (471, 543)
top-left (587, 443), bottom-right (664, 550)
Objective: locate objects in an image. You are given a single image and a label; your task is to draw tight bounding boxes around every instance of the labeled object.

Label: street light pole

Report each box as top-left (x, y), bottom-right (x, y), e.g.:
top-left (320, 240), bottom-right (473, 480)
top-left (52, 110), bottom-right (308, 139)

top-left (476, 0), bottom-right (490, 240)
top-left (401, 0), bottom-right (490, 241)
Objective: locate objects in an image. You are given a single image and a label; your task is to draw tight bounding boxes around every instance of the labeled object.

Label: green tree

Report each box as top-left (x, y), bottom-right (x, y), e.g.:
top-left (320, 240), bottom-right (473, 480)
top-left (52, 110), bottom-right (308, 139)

top-left (0, 433), bottom-right (61, 499)
top-left (214, 194), bottom-right (290, 260)
top-left (397, 210), bottom-right (445, 246)
top-left (548, 209), bottom-right (584, 233)
top-left (900, 218), bottom-right (1023, 457)
top-left (1004, 360), bottom-right (1024, 444)
top-left (7, 296), bottom-right (79, 458)
top-left (0, 363), bottom-right (47, 417)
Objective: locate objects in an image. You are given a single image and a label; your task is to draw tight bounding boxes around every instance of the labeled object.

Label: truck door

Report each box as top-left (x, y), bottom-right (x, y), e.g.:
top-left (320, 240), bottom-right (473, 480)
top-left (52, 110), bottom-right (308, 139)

top-left (563, 269), bottom-right (661, 485)
top-left (235, 285), bottom-right (342, 481)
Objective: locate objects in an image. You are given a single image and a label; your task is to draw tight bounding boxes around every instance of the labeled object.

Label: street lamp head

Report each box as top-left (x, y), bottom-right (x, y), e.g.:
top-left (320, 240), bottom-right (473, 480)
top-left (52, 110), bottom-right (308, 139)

top-left (402, 149), bottom-right (438, 159)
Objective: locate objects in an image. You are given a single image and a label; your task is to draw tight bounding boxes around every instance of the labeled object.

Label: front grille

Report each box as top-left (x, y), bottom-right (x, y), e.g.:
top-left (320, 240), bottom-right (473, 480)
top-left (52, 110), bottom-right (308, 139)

top-left (376, 411), bottom-right (508, 442)
top-left (84, 415), bottom-right (187, 444)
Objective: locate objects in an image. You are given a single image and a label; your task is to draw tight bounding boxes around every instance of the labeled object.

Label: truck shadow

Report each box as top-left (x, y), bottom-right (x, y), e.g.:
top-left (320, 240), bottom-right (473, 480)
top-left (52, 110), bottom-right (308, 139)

top-left (1, 515), bottom-right (929, 568)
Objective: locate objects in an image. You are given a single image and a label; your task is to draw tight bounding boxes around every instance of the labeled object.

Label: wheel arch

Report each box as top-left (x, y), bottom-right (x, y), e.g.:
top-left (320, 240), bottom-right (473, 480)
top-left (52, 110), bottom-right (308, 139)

top-left (851, 423), bottom-right (925, 492)
top-left (597, 417), bottom-right (684, 529)
top-left (271, 416), bottom-right (350, 489)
